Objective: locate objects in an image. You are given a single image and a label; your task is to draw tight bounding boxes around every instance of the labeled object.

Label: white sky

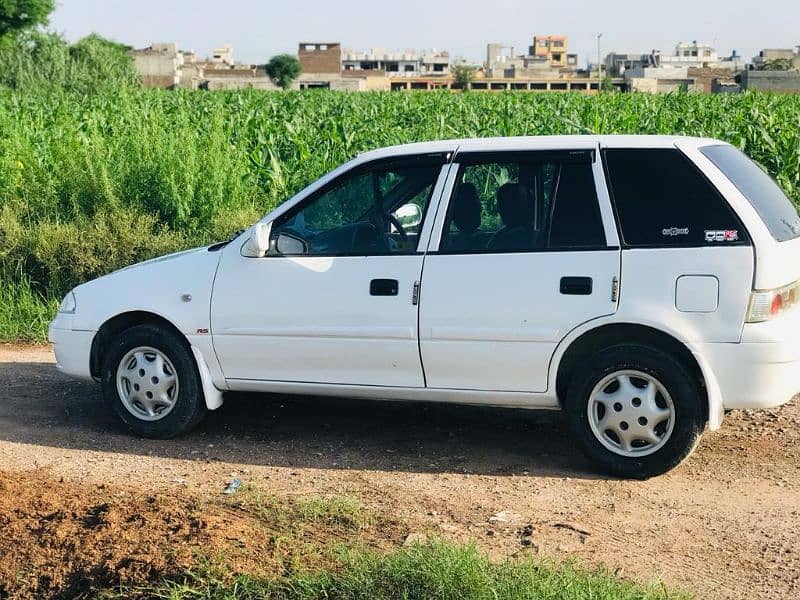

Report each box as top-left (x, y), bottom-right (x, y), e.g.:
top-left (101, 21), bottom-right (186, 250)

top-left (51, 0), bottom-right (799, 66)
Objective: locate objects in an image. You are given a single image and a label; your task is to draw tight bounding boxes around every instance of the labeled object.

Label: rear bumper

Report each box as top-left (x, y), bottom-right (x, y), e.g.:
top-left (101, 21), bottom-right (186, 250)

top-left (697, 314), bottom-right (800, 410)
top-left (48, 314), bottom-right (94, 381)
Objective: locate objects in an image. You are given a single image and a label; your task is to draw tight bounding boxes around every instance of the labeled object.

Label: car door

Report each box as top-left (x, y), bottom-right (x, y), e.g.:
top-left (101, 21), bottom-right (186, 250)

top-left (418, 147), bottom-right (621, 393)
top-left (211, 153), bottom-right (450, 387)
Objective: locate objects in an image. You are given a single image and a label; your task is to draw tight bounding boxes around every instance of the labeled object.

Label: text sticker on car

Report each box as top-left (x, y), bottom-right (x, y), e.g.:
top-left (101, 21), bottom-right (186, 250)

top-left (705, 230), bottom-right (739, 242)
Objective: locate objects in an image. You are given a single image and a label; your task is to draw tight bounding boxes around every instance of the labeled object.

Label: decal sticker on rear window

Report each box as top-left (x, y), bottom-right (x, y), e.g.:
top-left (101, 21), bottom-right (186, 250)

top-left (662, 227), bottom-right (689, 236)
top-left (704, 230), bottom-right (739, 242)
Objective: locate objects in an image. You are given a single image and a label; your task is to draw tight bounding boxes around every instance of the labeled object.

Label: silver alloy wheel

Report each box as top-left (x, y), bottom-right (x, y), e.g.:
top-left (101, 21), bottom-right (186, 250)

top-left (587, 369), bottom-right (675, 457)
top-left (116, 346), bottom-right (179, 422)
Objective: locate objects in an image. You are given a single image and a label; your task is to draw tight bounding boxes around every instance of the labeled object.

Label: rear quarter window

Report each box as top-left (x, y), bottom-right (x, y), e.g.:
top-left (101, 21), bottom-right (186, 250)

top-left (603, 148), bottom-right (749, 247)
top-left (700, 145), bottom-right (800, 242)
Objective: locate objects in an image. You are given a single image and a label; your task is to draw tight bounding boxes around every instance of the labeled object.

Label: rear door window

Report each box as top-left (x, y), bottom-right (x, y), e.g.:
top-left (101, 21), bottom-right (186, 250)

top-left (440, 151), bottom-right (606, 253)
top-left (700, 145), bottom-right (800, 242)
top-left (604, 148), bottom-right (749, 247)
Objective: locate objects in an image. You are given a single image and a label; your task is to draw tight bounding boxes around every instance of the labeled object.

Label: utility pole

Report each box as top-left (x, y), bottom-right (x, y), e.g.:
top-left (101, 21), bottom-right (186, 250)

top-left (597, 33), bottom-right (603, 92)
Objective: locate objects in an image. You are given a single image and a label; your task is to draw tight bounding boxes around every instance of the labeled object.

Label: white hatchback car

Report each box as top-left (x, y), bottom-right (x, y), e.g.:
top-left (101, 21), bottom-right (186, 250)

top-left (49, 135), bottom-right (800, 478)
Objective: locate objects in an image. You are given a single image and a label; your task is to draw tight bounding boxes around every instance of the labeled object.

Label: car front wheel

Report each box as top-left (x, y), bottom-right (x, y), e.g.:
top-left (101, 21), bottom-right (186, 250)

top-left (564, 344), bottom-right (705, 479)
top-left (101, 324), bottom-right (206, 438)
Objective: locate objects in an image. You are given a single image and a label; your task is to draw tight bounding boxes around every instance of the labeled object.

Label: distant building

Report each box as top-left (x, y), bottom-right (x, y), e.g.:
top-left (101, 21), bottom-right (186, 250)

top-left (298, 42), bottom-right (342, 75)
top-left (751, 47), bottom-right (800, 70)
top-left (739, 70), bottom-right (800, 92)
top-left (485, 36), bottom-right (577, 78)
top-left (530, 35), bottom-right (577, 69)
top-left (655, 42), bottom-right (743, 71)
top-left (341, 48), bottom-right (450, 77)
top-left (210, 45), bottom-right (234, 66)
top-left (604, 53), bottom-right (653, 77)
top-left (131, 43), bottom-right (183, 88)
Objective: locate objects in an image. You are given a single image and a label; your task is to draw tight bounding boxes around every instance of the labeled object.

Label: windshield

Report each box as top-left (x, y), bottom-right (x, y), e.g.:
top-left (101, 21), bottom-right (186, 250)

top-left (700, 145), bottom-right (800, 242)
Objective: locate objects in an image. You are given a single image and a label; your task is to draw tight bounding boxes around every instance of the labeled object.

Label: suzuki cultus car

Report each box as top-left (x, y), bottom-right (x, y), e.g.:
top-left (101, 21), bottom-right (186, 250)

top-left (49, 136), bottom-right (800, 478)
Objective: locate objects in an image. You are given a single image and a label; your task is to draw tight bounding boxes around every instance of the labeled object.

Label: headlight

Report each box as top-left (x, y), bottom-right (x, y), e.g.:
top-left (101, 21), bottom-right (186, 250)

top-left (58, 291), bottom-right (76, 314)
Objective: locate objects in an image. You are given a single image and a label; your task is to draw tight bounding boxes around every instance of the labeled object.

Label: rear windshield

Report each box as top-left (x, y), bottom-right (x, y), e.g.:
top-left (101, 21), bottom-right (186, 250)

top-left (700, 145), bottom-right (800, 242)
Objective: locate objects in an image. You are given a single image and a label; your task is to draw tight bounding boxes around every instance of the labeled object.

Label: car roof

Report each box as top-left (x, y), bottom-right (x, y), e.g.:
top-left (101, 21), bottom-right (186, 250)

top-left (357, 135), bottom-right (727, 161)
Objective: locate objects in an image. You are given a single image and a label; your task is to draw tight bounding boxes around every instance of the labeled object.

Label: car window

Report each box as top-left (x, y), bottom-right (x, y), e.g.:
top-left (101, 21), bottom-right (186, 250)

top-left (700, 145), bottom-right (800, 242)
top-left (441, 153), bottom-right (606, 253)
top-left (604, 148), bottom-right (749, 247)
top-left (271, 162), bottom-right (441, 256)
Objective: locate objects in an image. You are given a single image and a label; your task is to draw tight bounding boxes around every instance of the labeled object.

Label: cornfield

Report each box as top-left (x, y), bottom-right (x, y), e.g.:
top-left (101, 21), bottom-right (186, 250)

top-left (1, 87), bottom-right (799, 340)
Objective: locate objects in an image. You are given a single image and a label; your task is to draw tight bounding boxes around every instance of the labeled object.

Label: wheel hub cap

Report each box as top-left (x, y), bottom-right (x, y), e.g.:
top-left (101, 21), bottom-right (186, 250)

top-left (116, 346), bottom-right (179, 421)
top-left (587, 369), bottom-right (675, 457)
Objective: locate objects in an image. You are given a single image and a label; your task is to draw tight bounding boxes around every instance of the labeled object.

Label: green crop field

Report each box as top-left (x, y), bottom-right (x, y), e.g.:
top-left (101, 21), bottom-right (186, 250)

top-left (1, 88), bottom-right (800, 341)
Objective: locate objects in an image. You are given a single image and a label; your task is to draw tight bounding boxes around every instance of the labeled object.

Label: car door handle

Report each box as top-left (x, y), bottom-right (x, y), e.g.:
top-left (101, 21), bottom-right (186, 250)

top-left (370, 279), bottom-right (399, 296)
top-left (560, 276), bottom-right (593, 295)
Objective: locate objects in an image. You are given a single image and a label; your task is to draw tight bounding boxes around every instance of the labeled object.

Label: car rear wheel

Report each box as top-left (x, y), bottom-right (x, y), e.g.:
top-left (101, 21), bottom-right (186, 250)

top-left (564, 344), bottom-right (705, 479)
top-left (101, 324), bottom-right (206, 438)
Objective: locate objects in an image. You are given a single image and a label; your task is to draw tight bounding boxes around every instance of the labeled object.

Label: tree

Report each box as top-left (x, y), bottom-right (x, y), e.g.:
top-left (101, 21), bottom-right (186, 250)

top-left (452, 63), bottom-right (476, 91)
top-left (763, 58), bottom-right (795, 71)
top-left (0, 0), bottom-right (54, 38)
top-left (265, 54), bottom-right (301, 90)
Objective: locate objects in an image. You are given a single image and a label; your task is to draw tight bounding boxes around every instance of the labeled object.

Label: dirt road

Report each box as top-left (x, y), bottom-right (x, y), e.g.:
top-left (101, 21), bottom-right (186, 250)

top-left (1, 344), bottom-right (799, 598)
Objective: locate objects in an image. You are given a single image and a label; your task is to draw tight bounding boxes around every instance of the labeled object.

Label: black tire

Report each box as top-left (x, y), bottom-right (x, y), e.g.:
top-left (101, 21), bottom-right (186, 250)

top-left (564, 344), bottom-right (705, 479)
top-left (101, 323), bottom-right (207, 438)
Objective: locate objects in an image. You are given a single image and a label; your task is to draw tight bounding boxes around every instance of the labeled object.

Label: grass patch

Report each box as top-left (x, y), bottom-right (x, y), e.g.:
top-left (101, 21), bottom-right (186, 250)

top-left (0, 278), bottom-right (57, 342)
top-left (233, 486), bottom-right (368, 531)
top-left (121, 540), bottom-right (688, 599)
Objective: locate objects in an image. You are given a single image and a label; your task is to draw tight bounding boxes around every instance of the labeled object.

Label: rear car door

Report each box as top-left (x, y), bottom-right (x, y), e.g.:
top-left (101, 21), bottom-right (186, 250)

top-left (418, 147), bottom-right (620, 392)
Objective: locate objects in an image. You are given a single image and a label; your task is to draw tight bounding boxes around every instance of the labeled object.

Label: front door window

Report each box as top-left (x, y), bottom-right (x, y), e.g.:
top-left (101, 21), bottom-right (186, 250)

top-left (270, 162), bottom-right (441, 256)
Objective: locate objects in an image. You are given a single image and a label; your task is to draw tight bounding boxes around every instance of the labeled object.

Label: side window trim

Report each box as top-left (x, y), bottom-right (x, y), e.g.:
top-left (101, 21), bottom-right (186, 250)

top-left (591, 144), bottom-right (621, 248)
top-left (426, 161), bottom-right (462, 252)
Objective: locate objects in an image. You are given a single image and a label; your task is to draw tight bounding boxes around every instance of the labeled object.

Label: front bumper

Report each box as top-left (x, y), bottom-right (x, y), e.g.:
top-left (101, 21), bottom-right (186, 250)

top-left (697, 312), bottom-right (800, 410)
top-left (48, 313), bottom-right (95, 381)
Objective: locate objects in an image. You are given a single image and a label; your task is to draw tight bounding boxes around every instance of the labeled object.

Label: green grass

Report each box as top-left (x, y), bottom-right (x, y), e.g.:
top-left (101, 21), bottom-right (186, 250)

top-left (236, 486), bottom-right (368, 531)
top-left (0, 278), bottom-right (57, 342)
top-left (1, 88), bottom-right (800, 341)
top-left (119, 540), bottom-right (688, 600)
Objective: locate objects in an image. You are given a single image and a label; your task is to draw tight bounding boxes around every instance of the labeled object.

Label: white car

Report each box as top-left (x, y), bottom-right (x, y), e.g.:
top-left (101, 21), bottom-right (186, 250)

top-left (49, 135), bottom-right (800, 478)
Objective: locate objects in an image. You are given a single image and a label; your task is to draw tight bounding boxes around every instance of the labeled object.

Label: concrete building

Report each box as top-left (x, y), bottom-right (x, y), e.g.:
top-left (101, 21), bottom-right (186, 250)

top-left (131, 43), bottom-right (183, 88)
top-left (739, 70), bottom-right (800, 92)
top-left (298, 42), bottom-right (342, 75)
top-left (210, 45), bottom-right (234, 66)
top-left (485, 43), bottom-right (553, 78)
top-left (751, 47), bottom-right (800, 70)
top-left (202, 65), bottom-right (278, 90)
top-left (485, 36), bottom-right (577, 79)
top-left (530, 35), bottom-right (577, 69)
top-left (656, 42), bottom-right (744, 71)
top-left (604, 52), bottom-right (654, 77)
top-left (341, 48), bottom-right (450, 77)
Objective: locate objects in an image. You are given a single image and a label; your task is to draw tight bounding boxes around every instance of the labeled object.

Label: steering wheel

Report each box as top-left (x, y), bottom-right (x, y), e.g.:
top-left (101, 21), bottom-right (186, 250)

top-left (388, 214), bottom-right (409, 241)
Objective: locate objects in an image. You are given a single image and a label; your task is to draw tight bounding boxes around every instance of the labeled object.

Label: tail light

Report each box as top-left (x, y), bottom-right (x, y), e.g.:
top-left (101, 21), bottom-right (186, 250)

top-left (746, 279), bottom-right (800, 322)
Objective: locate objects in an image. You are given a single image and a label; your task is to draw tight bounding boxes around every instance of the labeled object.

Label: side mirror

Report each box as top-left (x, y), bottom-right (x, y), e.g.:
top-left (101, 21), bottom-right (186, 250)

top-left (275, 232), bottom-right (308, 255)
top-left (241, 222), bottom-right (271, 258)
top-left (391, 203), bottom-right (423, 231)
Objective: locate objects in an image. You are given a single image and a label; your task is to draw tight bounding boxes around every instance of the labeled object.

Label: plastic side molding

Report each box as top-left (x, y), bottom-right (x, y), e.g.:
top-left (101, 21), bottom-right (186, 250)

top-left (191, 346), bottom-right (224, 410)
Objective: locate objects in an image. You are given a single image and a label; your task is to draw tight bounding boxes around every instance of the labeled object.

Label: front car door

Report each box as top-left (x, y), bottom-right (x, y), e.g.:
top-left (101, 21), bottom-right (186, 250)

top-left (418, 145), bottom-right (621, 393)
top-left (211, 152), bottom-right (451, 387)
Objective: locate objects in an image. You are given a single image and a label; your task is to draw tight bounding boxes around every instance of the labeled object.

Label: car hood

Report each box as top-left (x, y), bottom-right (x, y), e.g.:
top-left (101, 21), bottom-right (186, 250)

top-left (114, 246), bottom-right (209, 275)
